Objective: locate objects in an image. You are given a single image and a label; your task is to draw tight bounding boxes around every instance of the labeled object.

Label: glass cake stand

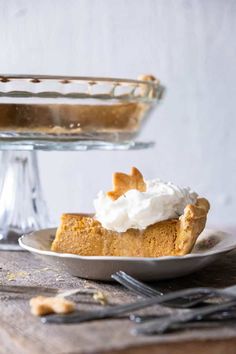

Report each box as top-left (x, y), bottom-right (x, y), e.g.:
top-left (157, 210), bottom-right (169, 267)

top-left (0, 74), bottom-right (163, 250)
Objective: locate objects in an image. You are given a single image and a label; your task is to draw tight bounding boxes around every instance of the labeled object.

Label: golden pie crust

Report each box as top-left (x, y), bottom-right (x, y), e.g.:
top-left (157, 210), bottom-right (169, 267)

top-left (29, 296), bottom-right (76, 316)
top-left (107, 167), bottom-right (146, 200)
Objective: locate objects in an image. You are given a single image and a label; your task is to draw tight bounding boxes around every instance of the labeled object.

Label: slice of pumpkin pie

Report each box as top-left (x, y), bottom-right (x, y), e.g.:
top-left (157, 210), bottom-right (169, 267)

top-left (51, 167), bottom-right (210, 257)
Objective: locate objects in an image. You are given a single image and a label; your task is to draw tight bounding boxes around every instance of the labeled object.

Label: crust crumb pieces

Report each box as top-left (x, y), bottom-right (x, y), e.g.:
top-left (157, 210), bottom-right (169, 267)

top-left (138, 74), bottom-right (158, 82)
top-left (93, 291), bottom-right (108, 305)
top-left (30, 296), bottom-right (76, 316)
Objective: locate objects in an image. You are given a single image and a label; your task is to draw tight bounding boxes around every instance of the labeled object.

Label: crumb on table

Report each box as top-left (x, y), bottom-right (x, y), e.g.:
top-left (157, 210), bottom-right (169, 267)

top-left (30, 296), bottom-right (76, 316)
top-left (93, 291), bottom-right (108, 305)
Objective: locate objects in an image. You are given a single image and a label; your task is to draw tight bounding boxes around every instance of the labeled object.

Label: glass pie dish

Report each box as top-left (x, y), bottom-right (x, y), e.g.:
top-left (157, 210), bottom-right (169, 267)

top-left (0, 74), bottom-right (163, 148)
top-left (0, 74), bottom-right (164, 250)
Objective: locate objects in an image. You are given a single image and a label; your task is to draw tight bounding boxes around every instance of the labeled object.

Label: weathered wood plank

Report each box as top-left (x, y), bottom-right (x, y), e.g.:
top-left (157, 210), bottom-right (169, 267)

top-left (1, 250), bottom-right (236, 354)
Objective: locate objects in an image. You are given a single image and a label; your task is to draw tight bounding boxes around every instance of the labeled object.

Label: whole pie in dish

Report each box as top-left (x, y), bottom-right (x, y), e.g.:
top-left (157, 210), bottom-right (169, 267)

top-left (0, 74), bottom-right (162, 141)
top-left (51, 167), bottom-right (210, 257)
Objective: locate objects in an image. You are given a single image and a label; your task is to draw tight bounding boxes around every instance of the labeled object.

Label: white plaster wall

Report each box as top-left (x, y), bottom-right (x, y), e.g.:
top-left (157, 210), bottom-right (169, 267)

top-left (0, 0), bottom-right (235, 226)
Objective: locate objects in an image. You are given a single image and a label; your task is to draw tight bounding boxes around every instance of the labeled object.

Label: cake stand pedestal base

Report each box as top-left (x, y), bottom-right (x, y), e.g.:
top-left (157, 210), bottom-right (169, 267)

top-left (0, 151), bottom-right (50, 250)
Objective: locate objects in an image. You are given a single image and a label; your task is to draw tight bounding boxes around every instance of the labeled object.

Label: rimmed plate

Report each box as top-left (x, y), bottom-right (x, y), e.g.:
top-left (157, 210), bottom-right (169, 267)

top-left (19, 228), bottom-right (235, 281)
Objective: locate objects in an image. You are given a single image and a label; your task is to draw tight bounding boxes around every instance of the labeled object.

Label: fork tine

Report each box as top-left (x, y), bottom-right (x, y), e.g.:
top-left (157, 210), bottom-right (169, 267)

top-left (115, 272), bottom-right (155, 297)
top-left (112, 272), bottom-right (158, 298)
top-left (117, 271), bottom-right (163, 297)
top-left (118, 271), bottom-right (163, 296)
top-left (111, 274), bottom-right (152, 297)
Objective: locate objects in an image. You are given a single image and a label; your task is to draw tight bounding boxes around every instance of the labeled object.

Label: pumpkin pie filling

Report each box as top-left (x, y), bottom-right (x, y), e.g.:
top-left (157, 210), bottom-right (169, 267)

top-left (0, 102), bottom-right (149, 135)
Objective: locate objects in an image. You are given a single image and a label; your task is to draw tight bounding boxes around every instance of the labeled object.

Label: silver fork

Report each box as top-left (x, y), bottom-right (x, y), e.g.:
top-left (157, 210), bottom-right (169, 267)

top-left (133, 299), bottom-right (236, 335)
top-left (112, 271), bottom-right (211, 308)
top-left (130, 308), bottom-right (236, 324)
top-left (42, 285), bottom-right (236, 324)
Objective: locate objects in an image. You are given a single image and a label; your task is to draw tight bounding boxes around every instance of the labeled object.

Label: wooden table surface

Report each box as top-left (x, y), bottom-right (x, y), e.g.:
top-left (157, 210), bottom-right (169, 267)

top-left (1, 248), bottom-right (236, 354)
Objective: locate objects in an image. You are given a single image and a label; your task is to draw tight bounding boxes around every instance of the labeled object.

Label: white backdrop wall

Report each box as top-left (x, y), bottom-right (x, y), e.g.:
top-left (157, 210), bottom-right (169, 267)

top-left (0, 0), bottom-right (235, 226)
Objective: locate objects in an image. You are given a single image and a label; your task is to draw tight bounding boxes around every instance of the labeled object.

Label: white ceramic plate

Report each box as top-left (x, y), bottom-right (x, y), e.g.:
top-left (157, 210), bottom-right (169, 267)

top-left (19, 228), bottom-right (236, 281)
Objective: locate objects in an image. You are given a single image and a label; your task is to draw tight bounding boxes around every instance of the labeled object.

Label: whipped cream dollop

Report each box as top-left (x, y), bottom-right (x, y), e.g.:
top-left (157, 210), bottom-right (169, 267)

top-left (94, 179), bottom-right (198, 232)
